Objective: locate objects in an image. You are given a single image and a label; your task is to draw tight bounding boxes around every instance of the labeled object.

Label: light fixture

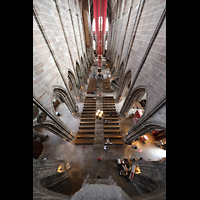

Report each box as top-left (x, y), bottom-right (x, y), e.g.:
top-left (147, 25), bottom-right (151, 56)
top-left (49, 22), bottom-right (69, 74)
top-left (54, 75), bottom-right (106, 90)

top-left (96, 109), bottom-right (103, 119)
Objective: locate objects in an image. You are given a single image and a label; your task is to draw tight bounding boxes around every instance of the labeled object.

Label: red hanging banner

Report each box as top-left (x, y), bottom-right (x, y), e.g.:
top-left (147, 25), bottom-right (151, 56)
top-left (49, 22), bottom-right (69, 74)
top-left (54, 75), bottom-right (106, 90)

top-left (93, 0), bottom-right (107, 57)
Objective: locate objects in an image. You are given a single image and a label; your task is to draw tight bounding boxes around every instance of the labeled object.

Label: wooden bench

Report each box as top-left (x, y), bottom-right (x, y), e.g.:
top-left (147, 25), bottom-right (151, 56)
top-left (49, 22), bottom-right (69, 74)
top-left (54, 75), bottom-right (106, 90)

top-left (76, 134), bottom-right (94, 138)
top-left (81, 111), bottom-right (96, 114)
top-left (83, 103), bottom-right (96, 106)
top-left (81, 118), bottom-right (95, 121)
top-left (103, 109), bottom-right (117, 112)
top-left (104, 134), bottom-right (122, 138)
top-left (87, 78), bottom-right (97, 94)
top-left (104, 118), bottom-right (119, 121)
top-left (83, 106), bottom-right (96, 110)
top-left (85, 96), bottom-right (97, 99)
top-left (102, 103), bottom-right (115, 105)
top-left (102, 98), bottom-right (114, 100)
top-left (80, 122), bottom-right (95, 126)
top-left (103, 101), bottom-right (115, 103)
top-left (104, 125), bottom-right (120, 130)
top-left (103, 113), bottom-right (118, 117)
top-left (79, 125), bottom-right (95, 129)
top-left (104, 130), bottom-right (121, 134)
top-left (103, 105), bottom-right (115, 108)
top-left (104, 121), bottom-right (119, 125)
top-left (84, 99), bottom-right (96, 102)
top-left (82, 109), bottom-right (96, 111)
top-left (81, 114), bottom-right (96, 118)
top-left (103, 78), bottom-right (111, 93)
top-left (78, 129), bottom-right (95, 134)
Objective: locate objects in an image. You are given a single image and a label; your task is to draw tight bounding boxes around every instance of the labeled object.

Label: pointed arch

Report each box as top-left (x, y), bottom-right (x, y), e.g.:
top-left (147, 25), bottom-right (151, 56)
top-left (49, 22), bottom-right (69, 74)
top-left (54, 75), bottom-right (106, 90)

top-left (51, 85), bottom-right (79, 117)
top-left (33, 120), bottom-right (74, 141)
top-left (115, 55), bottom-right (120, 72)
top-left (120, 85), bottom-right (147, 118)
top-left (125, 121), bottom-right (166, 143)
top-left (119, 68), bottom-right (131, 99)
top-left (76, 61), bottom-right (82, 87)
top-left (68, 69), bottom-right (79, 99)
top-left (117, 61), bottom-right (124, 77)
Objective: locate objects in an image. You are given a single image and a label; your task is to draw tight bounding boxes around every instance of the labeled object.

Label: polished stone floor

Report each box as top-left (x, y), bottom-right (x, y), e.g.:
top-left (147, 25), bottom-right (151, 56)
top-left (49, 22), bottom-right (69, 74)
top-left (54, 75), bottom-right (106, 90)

top-left (38, 61), bottom-right (166, 198)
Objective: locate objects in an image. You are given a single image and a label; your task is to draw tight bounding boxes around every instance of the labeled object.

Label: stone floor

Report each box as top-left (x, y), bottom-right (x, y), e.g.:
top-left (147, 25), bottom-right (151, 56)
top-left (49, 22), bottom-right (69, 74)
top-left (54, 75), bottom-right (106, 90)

top-left (38, 62), bottom-right (166, 198)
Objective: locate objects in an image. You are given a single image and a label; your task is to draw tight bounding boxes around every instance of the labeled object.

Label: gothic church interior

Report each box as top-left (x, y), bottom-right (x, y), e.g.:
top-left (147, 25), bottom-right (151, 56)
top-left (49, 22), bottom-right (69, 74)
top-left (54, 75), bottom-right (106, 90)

top-left (33, 0), bottom-right (166, 199)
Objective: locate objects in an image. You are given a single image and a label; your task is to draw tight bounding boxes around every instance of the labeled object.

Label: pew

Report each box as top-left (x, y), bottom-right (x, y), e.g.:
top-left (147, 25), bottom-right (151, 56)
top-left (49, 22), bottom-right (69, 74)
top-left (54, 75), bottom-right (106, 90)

top-left (78, 129), bottom-right (95, 134)
top-left (103, 78), bottom-right (111, 93)
top-left (79, 125), bottom-right (95, 130)
top-left (104, 125), bottom-right (120, 130)
top-left (87, 78), bottom-right (97, 94)
top-left (80, 122), bottom-right (95, 126)
top-left (104, 121), bottom-right (119, 125)
top-left (81, 118), bottom-right (95, 121)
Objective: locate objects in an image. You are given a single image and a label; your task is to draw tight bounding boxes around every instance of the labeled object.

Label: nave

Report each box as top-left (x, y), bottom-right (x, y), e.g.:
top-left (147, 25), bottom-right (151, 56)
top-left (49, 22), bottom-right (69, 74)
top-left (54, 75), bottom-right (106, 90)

top-left (37, 61), bottom-right (166, 198)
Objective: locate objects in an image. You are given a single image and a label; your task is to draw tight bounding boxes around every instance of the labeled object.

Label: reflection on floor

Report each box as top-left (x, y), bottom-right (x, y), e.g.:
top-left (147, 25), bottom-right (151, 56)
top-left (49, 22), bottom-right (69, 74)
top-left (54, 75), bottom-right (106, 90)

top-left (39, 129), bottom-right (166, 197)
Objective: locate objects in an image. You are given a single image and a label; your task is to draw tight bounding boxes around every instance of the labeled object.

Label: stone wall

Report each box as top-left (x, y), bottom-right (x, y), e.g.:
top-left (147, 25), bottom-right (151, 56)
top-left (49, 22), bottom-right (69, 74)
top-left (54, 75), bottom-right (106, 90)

top-left (33, 0), bottom-right (88, 115)
top-left (107, 0), bottom-right (166, 141)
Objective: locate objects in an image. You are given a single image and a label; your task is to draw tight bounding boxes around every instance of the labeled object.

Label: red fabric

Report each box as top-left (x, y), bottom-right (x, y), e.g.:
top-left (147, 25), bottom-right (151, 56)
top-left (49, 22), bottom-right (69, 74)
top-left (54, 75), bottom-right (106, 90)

top-left (98, 57), bottom-right (101, 68)
top-left (133, 109), bottom-right (144, 123)
top-left (93, 0), bottom-right (107, 55)
top-left (102, 0), bottom-right (107, 34)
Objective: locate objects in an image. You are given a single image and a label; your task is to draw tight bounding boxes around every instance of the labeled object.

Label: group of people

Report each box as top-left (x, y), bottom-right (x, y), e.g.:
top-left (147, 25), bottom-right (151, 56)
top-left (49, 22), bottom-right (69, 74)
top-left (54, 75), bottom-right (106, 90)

top-left (93, 72), bottom-right (104, 81)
